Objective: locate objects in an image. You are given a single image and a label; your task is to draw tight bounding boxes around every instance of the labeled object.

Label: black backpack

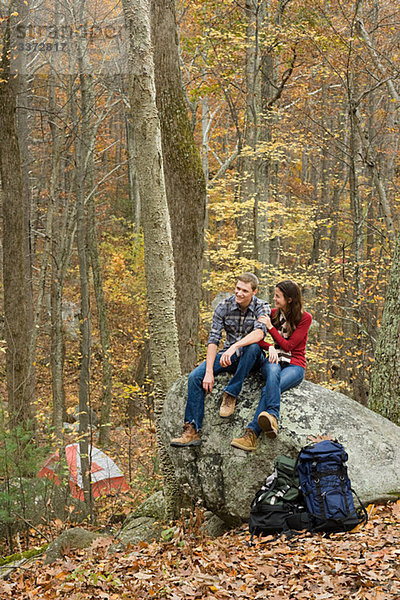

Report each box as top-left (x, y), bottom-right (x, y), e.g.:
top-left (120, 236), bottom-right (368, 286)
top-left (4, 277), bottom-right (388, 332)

top-left (249, 455), bottom-right (310, 539)
top-left (249, 442), bottom-right (368, 541)
top-left (297, 440), bottom-right (368, 533)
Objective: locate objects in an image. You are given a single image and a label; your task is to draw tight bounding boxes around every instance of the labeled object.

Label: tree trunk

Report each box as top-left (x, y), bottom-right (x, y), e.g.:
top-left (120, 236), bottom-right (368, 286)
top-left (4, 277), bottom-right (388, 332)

top-left (237, 0), bottom-right (262, 264)
top-left (48, 71), bottom-right (65, 442)
top-left (122, 0), bottom-right (182, 519)
top-left (49, 75), bottom-right (77, 440)
top-left (348, 104), bottom-right (367, 404)
top-left (75, 130), bottom-right (92, 519)
top-left (73, 13), bottom-right (93, 513)
top-left (125, 115), bottom-right (141, 230)
top-left (87, 122), bottom-right (113, 448)
top-left (368, 229), bottom-right (400, 425)
top-left (0, 10), bottom-right (35, 427)
top-left (152, 0), bottom-right (206, 373)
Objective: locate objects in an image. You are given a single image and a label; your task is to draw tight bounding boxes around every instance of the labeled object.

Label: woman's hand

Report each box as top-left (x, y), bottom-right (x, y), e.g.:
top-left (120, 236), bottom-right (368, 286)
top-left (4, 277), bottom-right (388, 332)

top-left (268, 346), bottom-right (279, 364)
top-left (258, 314), bottom-right (272, 329)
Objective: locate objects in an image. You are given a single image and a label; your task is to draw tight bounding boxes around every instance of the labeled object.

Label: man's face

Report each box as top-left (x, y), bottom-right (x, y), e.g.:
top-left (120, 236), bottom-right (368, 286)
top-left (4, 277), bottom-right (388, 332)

top-left (234, 280), bottom-right (257, 309)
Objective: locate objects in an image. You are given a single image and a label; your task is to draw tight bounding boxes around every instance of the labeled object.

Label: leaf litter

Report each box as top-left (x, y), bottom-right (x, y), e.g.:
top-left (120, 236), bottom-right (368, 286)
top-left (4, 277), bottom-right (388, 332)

top-left (0, 501), bottom-right (399, 600)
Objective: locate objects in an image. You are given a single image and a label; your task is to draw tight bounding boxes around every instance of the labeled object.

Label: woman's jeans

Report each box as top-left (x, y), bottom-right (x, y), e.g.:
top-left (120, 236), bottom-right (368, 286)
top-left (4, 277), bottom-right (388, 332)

top-left (248, 361), bottom-right (305, 437)
top-left (184, 343), bottom-right (264, 431)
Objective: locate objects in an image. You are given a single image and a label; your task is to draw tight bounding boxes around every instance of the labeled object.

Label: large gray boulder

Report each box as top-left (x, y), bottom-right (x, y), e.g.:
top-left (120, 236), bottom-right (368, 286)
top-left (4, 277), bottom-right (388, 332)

top-left (161, 373), bottom-right (400, 524)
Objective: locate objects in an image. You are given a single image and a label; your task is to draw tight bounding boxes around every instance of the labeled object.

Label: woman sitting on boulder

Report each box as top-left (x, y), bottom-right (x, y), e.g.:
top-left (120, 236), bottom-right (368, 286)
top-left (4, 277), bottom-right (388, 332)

top-left (231, 280), bottom-right (312, 451)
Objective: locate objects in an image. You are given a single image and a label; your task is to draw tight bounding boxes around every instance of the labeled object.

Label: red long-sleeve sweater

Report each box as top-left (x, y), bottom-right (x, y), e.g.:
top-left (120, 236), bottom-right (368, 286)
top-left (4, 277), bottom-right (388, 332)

top-left (258, 309), bottom-right (312, 368)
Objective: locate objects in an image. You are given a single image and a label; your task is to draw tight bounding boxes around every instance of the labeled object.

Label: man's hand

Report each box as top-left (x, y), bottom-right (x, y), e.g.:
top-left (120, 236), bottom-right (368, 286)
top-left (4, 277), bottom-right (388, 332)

top-left (202, 371), bottom-right (215, 393)
top-left (268, 346), bottom-right (279, 364)
top-left (220, 345), bottom-right (236, 367)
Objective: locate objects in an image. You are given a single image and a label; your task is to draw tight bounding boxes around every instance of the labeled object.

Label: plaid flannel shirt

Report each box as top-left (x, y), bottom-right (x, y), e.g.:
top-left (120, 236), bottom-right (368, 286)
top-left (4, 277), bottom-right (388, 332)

top-left (207, 295), bottom-right (271, 351)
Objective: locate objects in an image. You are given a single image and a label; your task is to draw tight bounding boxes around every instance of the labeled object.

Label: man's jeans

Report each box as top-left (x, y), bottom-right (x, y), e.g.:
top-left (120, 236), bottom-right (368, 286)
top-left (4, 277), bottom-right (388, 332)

top-left (184, 343), bottom-right (264, 431)
top-left (247, 361), bottom-right (305, 437)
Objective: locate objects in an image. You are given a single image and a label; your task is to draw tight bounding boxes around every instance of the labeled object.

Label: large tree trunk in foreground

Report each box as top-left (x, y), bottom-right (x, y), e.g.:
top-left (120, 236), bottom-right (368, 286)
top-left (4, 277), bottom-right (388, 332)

top-left (0, 11), bottom-right (35, 427)
top-left (368, 231), bottom-right (400, 425)
top-left (122, 0), bottom-right (182, 519)
top-left (152, 0), bottom-right (206, 373)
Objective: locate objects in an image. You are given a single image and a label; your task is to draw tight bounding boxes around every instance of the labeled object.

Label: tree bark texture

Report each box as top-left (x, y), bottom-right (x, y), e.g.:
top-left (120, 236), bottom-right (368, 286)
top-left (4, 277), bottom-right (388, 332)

top-left (74, 9), bottom-right (93, 512)
top-left (368, 229), bottom-right (400, 425)
top-left (74, 85), bottom-right (92, 515)
top-left (49, 117), bottom-right (77, 442)
top-left (48, 70), bottom-right (66, 442)
top-left (237, 0), bottom-right (262, 263)
top-left (125, 115), bottom-right (141, 231)
top-left (152, 0), bottom-right (206, 373)
top-left (0, 12), bottom-right (35, 426)
top-left (122, 0), bottom-right (182, 519)
top-left (86, 115), bottom-right (113, 448)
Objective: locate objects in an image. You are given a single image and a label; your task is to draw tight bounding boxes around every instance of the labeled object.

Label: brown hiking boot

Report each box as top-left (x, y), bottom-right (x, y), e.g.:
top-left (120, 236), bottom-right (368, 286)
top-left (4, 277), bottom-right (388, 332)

top-left (258, 412), bottom-right (278, 439)
top-left (220, 391), bottom-right (236, 417)
top-left (231, 428), bottom-right (258, 451)
top-left (170, 423), bottom-right (201, 447)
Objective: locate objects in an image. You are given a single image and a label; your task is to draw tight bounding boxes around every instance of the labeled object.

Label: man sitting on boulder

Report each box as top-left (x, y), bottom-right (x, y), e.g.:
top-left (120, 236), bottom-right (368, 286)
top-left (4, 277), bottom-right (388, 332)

top-left (171, 273), bottom-right (270, 447)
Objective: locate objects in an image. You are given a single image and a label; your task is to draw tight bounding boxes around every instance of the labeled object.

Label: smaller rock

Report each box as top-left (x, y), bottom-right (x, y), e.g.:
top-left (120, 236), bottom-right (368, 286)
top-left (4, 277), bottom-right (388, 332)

top-left (110, 492), bottom-right (166, 550)
top-left (211, 292), bottom-right (230, 311)
top-left (62, 300), bottom-right (80, 341)
top-left (132, 490), bottom-right (165, 520)
top-left (113, 516), bottom-right (163, 548)
top-left (44, 527), bottom-right (105, 564)
top-left (65, 405), bottom-right (99, 428)
top-left (204, 512), bottom-right (230, 538)
top-left (63, 421), bottom-right (79, 433)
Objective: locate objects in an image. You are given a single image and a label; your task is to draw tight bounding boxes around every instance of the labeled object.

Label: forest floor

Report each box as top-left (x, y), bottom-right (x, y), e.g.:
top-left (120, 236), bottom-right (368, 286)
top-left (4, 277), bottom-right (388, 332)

top-left (0, 501), bottom-right (399, 599)
top-left (1, 313), bottom-right (399, 599)
top-left (0, 417), bottom-right (399, 600)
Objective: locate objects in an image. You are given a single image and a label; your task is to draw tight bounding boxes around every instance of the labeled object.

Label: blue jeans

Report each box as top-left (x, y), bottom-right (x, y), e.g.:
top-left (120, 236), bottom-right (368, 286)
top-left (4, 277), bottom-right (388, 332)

top-left (247, 361), bottom-right (305, 436)
top-left (184, 343), bottom-right (264, 431)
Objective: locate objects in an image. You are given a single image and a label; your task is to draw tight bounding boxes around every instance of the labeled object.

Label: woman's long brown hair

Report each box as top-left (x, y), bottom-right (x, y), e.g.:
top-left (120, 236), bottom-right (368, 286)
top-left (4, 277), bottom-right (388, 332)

top-left (272, 280), bottom-right (304, 336)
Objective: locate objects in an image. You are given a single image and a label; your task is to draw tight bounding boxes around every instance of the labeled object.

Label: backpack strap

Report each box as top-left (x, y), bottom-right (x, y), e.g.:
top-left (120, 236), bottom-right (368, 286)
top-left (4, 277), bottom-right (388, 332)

top-left (251, 477), bottom-right (279, 508)
top-left (338, 467), bottom-right (351, 516)
top-left (351, 488), bottom-right (369, 526)
top-left (311, 465), bottom-right (327, 520)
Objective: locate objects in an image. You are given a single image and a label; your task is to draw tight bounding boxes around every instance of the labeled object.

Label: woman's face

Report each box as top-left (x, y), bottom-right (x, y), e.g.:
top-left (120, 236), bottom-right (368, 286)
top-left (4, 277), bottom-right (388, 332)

top-left (274, 287), bottom-right (289, 311)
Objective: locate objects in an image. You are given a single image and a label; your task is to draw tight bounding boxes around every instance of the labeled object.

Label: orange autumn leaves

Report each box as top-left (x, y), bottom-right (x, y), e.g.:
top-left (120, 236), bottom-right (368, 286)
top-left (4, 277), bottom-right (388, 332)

top-left (1, 500), bottom-right (399, 599)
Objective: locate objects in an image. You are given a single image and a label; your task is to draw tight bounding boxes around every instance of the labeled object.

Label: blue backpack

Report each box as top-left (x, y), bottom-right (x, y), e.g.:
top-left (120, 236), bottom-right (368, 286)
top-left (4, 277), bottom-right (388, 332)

top-left (297, 440), bottom-right (368, 533)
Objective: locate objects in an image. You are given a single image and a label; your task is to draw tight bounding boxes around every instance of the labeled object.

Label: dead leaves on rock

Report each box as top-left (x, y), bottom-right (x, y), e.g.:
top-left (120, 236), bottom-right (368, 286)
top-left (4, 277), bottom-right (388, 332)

top-left (1, 501), bottom-right (399, 600)
top-left (307, 434), bottom-right (335, 443)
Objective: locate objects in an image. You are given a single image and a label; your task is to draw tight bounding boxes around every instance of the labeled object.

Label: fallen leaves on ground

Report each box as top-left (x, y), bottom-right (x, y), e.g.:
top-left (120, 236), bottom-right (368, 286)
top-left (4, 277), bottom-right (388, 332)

top-left (1, 502), bottom-right (399, 600)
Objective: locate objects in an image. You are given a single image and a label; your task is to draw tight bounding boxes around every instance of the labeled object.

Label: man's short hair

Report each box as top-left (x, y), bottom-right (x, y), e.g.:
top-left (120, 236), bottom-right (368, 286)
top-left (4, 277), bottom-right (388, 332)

top-left (237, 272), bottom-right (259, 291)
